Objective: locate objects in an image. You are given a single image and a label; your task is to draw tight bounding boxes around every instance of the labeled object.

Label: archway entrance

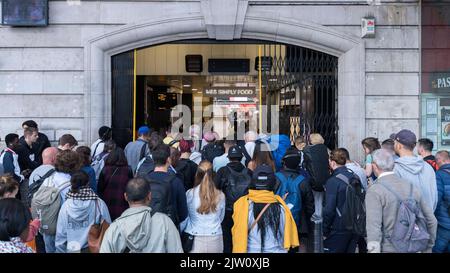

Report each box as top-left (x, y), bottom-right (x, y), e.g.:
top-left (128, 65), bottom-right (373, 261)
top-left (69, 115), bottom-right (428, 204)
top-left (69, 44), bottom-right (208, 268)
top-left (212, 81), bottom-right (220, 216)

top-left (84, 13), bottom-right (365, 160)
top-left (110, 41), bottom-right (338, 149)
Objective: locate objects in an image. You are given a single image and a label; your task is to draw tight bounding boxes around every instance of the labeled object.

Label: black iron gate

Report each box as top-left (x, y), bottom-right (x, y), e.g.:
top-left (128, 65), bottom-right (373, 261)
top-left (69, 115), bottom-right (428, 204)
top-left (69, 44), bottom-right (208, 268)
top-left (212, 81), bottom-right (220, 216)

top-left (261, 44), bottom-right (338, 149)
top-left (111, 50), bottom-right (134, 149)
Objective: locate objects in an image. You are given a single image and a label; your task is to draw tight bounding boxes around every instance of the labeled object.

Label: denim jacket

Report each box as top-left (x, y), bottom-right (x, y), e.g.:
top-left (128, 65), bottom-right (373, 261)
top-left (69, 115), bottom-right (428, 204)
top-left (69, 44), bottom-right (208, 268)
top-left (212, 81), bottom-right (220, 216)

top-left (183, 186), bottom-right (225, 236)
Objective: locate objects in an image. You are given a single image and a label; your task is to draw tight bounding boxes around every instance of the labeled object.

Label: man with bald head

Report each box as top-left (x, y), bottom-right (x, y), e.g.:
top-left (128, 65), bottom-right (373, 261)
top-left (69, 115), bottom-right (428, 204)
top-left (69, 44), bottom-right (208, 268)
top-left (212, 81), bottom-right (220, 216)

top-left (28, 147), bottom-right (59, 187)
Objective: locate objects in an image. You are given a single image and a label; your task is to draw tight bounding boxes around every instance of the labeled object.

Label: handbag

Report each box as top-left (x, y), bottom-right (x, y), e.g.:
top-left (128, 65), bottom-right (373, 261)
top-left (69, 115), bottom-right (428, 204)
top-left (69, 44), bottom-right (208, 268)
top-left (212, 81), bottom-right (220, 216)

top-left (181, 231), bottom-right (195, 253)
top-left (88, 199), bottom-right (110, 253)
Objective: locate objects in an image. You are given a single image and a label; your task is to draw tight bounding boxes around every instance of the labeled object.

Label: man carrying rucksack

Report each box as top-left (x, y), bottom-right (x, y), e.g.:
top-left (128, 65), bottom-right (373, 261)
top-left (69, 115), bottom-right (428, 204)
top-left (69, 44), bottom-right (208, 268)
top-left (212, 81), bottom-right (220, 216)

top-left (366, 149), bottom-right (437, 253)
top-left (124, 126), bottom-right (151, 173)
top-left (144, 144), bottom-right (187, 228)
top-left (275, 148), bottom-right (314, 252)
top-left (323, 148), bottom-right (364, 253)
top-left (215, 145), bottom-right (251, 253)
top-left (31, 150), bottom-right (81, 253)
top-left (393, 130), bottom-right (437, 211)
top-left (433, 150), bottom-right (450, 253)
top-left (201, 131), bottom-right (224, 163)
top-left (28, 147), bottom-right (59, 205)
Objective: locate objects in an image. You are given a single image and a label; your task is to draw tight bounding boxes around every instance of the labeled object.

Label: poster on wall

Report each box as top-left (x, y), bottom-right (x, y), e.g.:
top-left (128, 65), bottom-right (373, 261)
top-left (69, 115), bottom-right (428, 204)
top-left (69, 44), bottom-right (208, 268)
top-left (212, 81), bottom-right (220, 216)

top-left (440, 98), bottom-right (450, 146)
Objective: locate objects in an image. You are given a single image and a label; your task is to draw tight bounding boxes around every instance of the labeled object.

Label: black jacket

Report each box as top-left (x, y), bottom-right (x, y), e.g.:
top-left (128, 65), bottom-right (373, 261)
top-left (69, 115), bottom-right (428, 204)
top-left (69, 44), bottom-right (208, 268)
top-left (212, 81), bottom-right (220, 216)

top-left (323, 166), bottom-right (355, 236)
top-left (215, 161), bottom-right (252, 211)
top-left (19, 132), bottom-right (51, 166)
top-left (175, 158), bottom-right (198, 191)
top-left (16, 139), bottom-right (39, 172)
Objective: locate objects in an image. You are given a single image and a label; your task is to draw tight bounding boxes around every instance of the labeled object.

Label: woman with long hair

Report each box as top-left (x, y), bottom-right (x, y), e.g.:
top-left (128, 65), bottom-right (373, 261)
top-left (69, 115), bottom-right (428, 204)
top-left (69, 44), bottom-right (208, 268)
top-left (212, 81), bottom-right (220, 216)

top-left (361, 137), bottom-right (381, 181)
top-left (183, 160), bottom-right (225, 253)
top-left (247, 140), bottom-right (276, 172)
top-left (232, 164), bottom-right (299, 253)
top-left (98, 147), bottom-right (133, 221)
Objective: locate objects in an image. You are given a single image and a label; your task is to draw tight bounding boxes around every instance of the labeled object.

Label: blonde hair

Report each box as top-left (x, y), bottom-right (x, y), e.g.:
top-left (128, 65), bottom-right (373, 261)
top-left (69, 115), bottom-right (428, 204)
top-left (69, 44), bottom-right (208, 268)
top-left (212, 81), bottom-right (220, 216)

top-left (310, 133), bottom-right (325, 145)
top-left (194, 161), bottom-right (221, 214)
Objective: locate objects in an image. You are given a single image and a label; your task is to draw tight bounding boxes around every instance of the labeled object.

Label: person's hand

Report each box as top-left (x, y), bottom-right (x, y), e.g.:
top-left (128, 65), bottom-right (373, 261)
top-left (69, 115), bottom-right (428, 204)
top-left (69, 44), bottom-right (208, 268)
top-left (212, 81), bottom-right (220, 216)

top-left (367, 241), bottom-right (380, 253)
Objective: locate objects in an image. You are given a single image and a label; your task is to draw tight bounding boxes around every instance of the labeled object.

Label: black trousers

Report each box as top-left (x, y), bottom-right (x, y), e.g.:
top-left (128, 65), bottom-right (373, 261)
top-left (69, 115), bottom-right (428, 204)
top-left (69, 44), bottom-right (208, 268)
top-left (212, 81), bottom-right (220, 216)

top-left (222, 210), bottom-right (234, 253)
top-left (324, 232), bottom-right (359, 253)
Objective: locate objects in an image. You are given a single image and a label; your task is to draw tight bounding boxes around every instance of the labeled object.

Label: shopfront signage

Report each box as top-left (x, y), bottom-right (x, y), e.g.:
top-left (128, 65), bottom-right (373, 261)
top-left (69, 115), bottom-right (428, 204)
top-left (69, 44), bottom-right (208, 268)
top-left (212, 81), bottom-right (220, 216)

top-left (203, 87), bottom-right (255, 97)
top-left (431, 73), bottom-right (450, 92)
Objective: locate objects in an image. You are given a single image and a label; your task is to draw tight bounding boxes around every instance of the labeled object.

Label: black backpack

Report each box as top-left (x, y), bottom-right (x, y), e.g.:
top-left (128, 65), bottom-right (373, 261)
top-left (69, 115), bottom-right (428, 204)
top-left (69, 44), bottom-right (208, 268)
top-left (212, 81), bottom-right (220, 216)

top-left (201, 143), bottom-right (224, 163)
top-left (302, 144), bottom-right (330, 192)
top-left (27, 168), bottom-right (56, 207)
top-left (224, 166), bottom-right (251, 211)
top-left (147, 175), bottom-right (177, 226)
top-left (336, 172), bottom-right (366, 236)
top-left (135, 155), bottom-right (155, 178)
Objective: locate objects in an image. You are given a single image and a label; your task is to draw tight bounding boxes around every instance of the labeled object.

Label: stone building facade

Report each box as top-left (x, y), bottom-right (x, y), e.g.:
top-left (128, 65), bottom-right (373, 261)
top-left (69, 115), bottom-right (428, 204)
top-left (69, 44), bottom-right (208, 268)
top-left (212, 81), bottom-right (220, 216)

top-left (0, 0), bottom-right (422, 162)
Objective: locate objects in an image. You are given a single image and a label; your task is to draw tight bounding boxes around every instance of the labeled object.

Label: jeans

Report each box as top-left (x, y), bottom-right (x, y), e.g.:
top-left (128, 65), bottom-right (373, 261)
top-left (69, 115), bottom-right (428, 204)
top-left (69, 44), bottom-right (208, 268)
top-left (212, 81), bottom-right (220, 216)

top-left (433, 226), bottom-right (450, 253)
top-left (324, 231), bottom-right (358, 253)
top-left (42, 233), bottom-right (56, 253)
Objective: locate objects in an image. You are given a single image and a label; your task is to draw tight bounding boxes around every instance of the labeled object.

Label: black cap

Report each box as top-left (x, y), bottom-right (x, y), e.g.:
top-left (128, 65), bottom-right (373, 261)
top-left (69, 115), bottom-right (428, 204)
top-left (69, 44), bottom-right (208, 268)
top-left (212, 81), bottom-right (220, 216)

top-left (228, 145), bottom-right (243, 159)
top-left (250, 164), bottom-right (276, 191)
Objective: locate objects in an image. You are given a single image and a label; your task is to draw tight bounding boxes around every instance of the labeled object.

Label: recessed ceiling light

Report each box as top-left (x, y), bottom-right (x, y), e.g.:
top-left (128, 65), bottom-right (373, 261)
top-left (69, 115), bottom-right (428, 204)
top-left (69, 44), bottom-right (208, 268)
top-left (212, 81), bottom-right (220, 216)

top-left (183, 84), bottom-right (191, 87)
top-left (192, 88), bottom-right (198, 91)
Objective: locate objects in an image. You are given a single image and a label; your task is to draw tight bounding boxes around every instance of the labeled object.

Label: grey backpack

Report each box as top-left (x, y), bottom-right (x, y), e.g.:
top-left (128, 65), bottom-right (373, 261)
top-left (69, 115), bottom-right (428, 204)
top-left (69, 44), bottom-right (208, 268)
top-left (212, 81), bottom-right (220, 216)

top-left (379, 182), bottom-right (431, 253)
top-left (31, 175), bottom-right (71, 235)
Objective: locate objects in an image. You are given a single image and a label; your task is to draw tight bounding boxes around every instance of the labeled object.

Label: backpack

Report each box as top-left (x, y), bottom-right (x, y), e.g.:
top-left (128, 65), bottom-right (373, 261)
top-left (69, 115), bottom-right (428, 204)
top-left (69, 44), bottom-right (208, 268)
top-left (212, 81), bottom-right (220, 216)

top-left (275, 171), bottom-right (304, 227)
top-left (335, 172), bottom-right (366, 236)
top-left (267, 134), bottom-right (291, 171)
top-left (139, 142), bottom-right (148, 162)
top-left (91, 152), bottom-right (108, 181)
top-left (379, 182), bottom-right (431, 253)
top-left (441, 169), bottom-right (450, 216)
top-left (135, 155), bottom-right (155, 178)
top-left (27, 168), bottom-right (56, 207)
top-left (147, 175), bottom-right (177, 226)
top-left (31, 176), bottom-right (71, 235)
top-left (201, 143), bottom-right (224, 163)
top-left (302, 144), bottom-right (330, 191)
top-left (223, 166), bottom-right (251, 211)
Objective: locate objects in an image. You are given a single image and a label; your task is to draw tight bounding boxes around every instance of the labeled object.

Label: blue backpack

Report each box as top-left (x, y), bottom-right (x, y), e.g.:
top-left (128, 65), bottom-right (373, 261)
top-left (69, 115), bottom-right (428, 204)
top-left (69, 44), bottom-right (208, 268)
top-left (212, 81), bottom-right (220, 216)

top-left (275, 171), bottom-right (304, 227)
top-left (266, 134), bottom-right (291, 171)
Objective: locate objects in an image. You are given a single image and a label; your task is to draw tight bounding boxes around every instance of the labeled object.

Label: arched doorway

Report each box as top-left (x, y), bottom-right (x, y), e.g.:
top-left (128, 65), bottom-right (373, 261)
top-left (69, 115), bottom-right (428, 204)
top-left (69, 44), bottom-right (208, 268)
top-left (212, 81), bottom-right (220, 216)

top-left (84, 13), bottom-right (365, 160)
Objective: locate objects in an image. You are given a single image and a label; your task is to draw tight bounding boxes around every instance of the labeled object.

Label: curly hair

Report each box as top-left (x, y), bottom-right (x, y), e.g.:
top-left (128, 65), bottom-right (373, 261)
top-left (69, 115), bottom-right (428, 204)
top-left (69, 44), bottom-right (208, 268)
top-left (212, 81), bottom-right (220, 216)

top-left (54, 150), bottom-right (82, 174)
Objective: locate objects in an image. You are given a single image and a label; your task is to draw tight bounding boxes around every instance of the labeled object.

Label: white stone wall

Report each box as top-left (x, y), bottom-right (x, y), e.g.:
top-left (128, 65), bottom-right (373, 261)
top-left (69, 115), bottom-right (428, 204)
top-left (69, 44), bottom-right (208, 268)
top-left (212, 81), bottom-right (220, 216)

top-left (0, 1), bottom-right (420, 161)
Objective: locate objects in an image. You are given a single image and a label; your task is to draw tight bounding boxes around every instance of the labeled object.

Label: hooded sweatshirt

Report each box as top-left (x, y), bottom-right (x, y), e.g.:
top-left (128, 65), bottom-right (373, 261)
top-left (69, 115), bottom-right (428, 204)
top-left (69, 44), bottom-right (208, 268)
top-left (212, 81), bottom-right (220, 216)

top-left (394, 156), bottom-right (438, 211)
top-left (55, 198), bottom-right (111, 253)
top-left (99, 206), bottom-right (183, 253)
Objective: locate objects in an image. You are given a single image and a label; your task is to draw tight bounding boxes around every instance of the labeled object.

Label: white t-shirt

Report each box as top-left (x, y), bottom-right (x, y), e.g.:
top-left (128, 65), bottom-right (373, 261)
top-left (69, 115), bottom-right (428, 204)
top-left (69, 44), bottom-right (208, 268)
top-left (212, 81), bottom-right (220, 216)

top-left (90, 139), bottom-right (105, 158)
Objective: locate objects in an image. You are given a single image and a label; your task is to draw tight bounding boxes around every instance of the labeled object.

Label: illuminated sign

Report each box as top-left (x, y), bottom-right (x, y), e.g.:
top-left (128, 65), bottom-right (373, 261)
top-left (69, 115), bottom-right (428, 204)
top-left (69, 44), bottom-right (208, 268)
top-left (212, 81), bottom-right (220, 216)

top-left (204, 87), bottom-right (256, 97)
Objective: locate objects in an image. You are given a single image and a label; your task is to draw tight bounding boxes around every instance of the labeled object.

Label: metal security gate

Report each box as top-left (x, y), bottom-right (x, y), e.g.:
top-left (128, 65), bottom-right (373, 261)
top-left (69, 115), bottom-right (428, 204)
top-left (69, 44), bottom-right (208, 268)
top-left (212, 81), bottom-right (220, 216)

top-left (260, 44), bottom-right (338, 149)
top-left (111, 50), bottom-right (135, 149)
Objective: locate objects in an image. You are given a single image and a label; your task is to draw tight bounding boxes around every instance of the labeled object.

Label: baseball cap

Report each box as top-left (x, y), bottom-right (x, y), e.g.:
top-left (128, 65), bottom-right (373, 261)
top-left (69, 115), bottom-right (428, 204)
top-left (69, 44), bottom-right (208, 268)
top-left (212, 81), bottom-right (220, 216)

top-left (138, 126), bottom-right (150, 135)
top-left (394, 129), bottom-right (417, 147)
top-left (250, 164), bottom-right (276, 191)
top-left (228, 145), bottom-right (243, 159)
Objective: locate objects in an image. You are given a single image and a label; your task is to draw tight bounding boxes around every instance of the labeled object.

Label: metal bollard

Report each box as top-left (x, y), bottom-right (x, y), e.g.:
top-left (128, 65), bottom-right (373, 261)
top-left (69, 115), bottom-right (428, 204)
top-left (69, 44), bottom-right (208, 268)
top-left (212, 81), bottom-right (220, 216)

top-left (311, 214), bottom-right (323, 253)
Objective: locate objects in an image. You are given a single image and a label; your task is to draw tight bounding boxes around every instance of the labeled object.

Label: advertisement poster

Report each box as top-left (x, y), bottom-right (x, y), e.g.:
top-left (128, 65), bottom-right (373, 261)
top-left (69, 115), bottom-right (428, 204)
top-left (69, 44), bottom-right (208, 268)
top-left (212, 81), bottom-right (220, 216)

top-left (440, 98), bottom-right (450, 146)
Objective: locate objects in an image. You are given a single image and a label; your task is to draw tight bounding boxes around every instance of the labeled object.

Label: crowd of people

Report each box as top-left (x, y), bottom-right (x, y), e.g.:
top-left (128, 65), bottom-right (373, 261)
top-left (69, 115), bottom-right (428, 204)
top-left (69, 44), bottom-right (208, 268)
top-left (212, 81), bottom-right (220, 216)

top-left (0, 120), bottom-right (449, 254)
